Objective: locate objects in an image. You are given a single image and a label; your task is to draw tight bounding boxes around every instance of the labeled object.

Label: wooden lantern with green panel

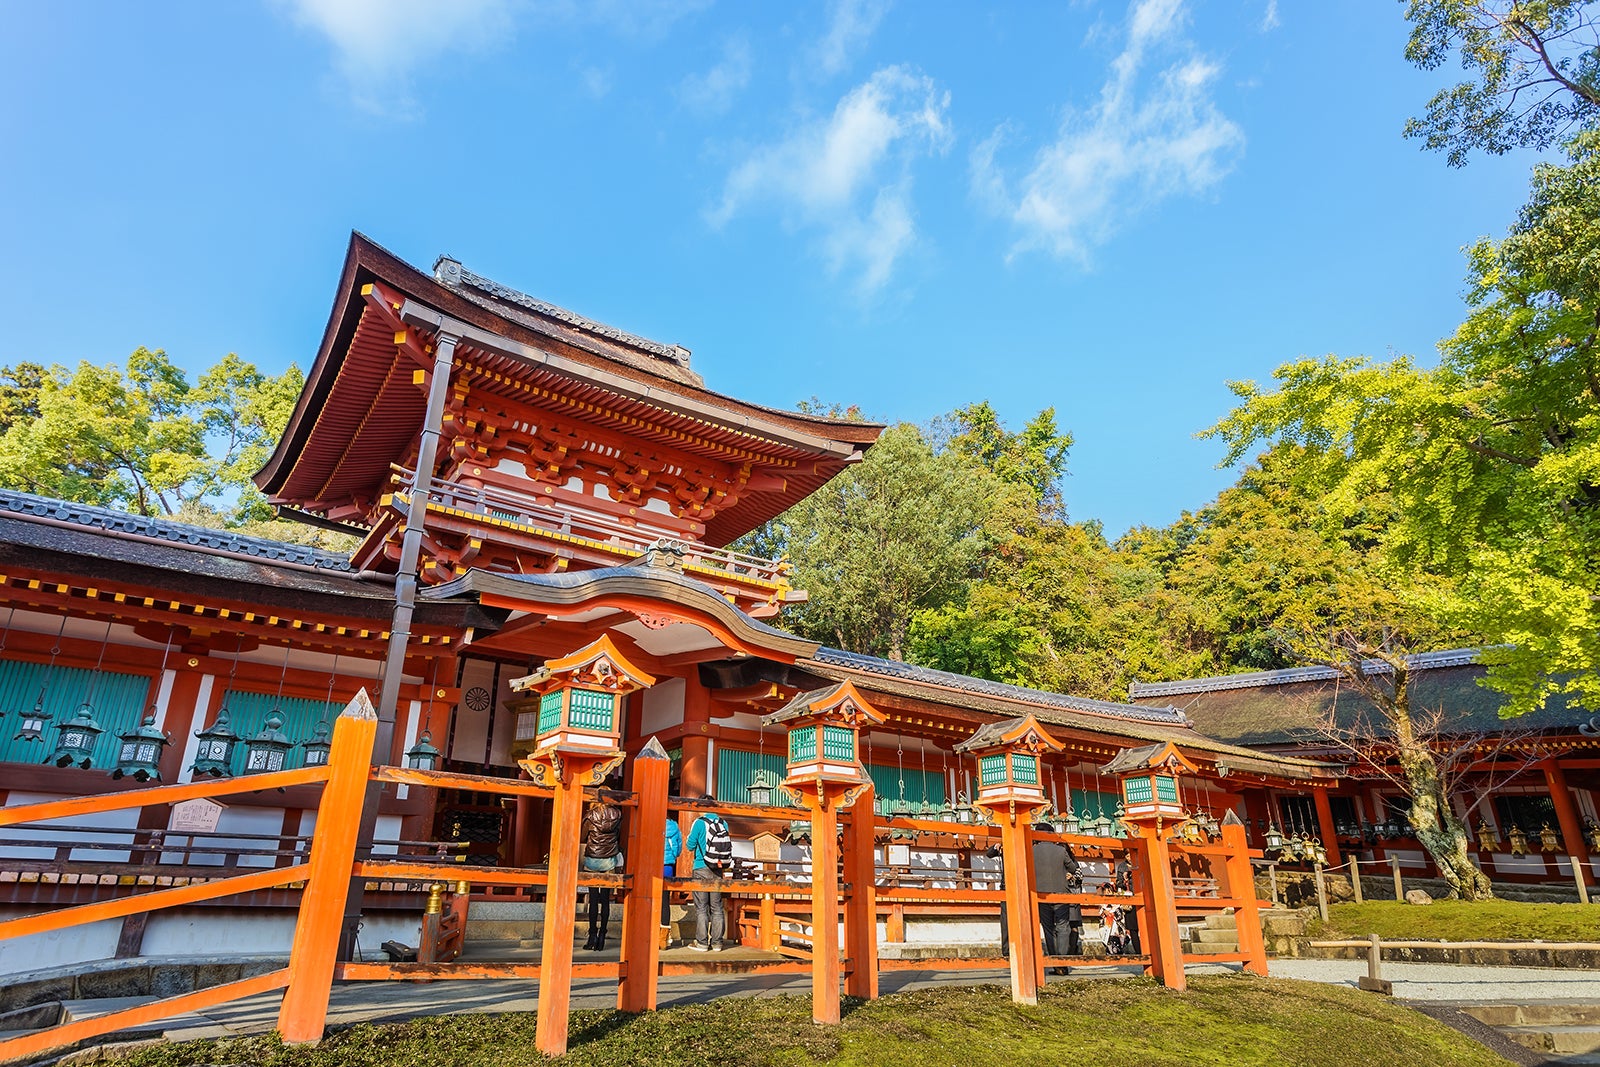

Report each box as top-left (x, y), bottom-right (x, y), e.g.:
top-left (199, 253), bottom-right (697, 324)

top-left (509, 634), bottom-right (654, 786)
top-left (1102, 741), bottom-right (1197, 836)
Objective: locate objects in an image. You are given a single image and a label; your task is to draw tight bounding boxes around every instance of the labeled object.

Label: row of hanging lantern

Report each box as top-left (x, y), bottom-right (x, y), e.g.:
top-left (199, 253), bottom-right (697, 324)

top-left (1262, 821), bottom-right (1329, 865)
top-left (2, 615), bottom-right (446, 782)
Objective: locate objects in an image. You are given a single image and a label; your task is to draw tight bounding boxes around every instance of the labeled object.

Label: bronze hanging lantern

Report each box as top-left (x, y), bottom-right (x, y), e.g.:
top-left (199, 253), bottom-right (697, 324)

top-left (15, 614), bottom-right (70, 744)
top-left (112, 710), bottom-right (169, 781)
top-left (405, 731), bottom-right (442, 770)
top-left (1475, 818), bottom-right (1498, 853)
top-left (243, 713), bottom-right (294, 774)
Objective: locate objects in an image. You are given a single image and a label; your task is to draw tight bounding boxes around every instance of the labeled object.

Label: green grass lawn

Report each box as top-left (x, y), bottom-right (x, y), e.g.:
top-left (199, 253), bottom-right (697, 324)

top-left (1308, 899), bottom-right (1600, 942)
top-left (113, 976), bottom-right (1510, 1067)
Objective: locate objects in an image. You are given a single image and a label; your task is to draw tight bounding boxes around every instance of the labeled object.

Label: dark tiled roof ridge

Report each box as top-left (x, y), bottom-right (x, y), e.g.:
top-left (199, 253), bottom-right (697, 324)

top-left (1128, 648), bottom-right (1484, 699)
top-left (808, 647), bottom-right (1191, 727)
top-left (435, 256), bottom-right (693, 369)
top-left (0, 489), bottom-right (357, 572)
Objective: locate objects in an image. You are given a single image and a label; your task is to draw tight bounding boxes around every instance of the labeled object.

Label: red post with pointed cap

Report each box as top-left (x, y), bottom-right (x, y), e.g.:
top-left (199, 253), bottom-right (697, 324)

top-left (763, 680), bottom-right (885, 1025)
top-left (954, 714), bottom-right (1065, 1006)
top-left (512, 635), bottom-right (655, 1057)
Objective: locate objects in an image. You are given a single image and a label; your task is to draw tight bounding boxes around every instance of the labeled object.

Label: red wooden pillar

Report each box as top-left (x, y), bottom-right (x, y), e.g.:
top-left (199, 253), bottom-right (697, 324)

top-left (842, 782), bottom-right (878, 1000)
top-left (618, 739), bottom-right (670, 1013)
top-left (997, 810), bottom-right (1041, 1004)
top-left (1132, 827), bottom-right (1185, 992)
top-left (1312, 788), bottom-right (1342, 867)
top-left (537, 766), bottom-right (587, 1055)
top-left (807, 791), bottom-right (844, 1024)
top-left (1544, 760), bottom-right (1589, 866)
top-left (278, 691), bottom-right (379, 1044)
top-left (1220, 818), bottom-right (1268, 976)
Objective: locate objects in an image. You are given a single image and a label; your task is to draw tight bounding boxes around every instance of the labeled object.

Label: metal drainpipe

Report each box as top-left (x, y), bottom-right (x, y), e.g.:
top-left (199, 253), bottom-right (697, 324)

top-left (338, 323), bottom-right (460, 960)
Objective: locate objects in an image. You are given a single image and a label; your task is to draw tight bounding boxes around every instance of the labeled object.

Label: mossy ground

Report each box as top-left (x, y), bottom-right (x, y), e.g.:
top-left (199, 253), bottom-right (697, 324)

top-left (1308, 898), bottom-right (1600, 942)
top-left (112, 975), bottom-right (1510, 1067)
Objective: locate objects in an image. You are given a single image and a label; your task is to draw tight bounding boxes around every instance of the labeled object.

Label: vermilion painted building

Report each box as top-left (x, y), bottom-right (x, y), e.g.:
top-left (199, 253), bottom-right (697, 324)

top-left (1132, 652), bottom-right (1600, 886)
top-left (0, 235), bottom-right (1336, 972)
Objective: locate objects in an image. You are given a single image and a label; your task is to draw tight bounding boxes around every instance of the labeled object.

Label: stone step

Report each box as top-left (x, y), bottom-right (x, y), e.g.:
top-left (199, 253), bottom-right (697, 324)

top-left (1499, 1025), bottom-right (1600, 1055)
top-left (1203, 912), bottom-right (1237, 931)
top-left (57, 997), bottom-right (228, 1041)
top-left (1192, 928), bottom-right (1239, 945)
top-left (1187, 942), bottom-right (1242, 955)
top-left (1469, 1004), bottom-right (1600, 1028)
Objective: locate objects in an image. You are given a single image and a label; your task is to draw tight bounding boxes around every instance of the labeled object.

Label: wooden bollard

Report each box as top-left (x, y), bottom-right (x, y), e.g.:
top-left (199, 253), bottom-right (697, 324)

top-left (1391, 855), bottom-right (1403, 901)
top-left (1268, 863), bottom-right (1278, 906)
top-left (1313, 863), bottom-right (1329, 922)
top-left (1349, 858), bottom-right (1363, 905)
top-left (1573, 857), bottom-right (1591, 905)
top-left (1357, 932), bottom-right (1392, 995)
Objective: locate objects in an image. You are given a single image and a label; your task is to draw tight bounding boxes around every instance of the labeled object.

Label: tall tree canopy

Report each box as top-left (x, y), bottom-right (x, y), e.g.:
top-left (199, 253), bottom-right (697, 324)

top-left (0, 349), bottom-right (304, 524)
top-left (1206, 135), bottom-right (1600, 715)
top-left (1404, 0), bottom-right (1600, 165)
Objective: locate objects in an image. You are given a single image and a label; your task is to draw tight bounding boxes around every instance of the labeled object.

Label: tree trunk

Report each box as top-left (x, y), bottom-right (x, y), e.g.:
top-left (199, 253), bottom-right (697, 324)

top-left (1392, 671), bottom-right (1495, 901)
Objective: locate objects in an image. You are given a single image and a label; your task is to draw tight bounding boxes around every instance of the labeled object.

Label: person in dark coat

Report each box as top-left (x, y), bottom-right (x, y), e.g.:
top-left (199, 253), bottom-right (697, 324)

top-left (1033, 823), bottom-right (1082, 973)
top-left (1113, 852), bottom-right (1141, 954)
top-left (580, 796), bottom-right (623, 950)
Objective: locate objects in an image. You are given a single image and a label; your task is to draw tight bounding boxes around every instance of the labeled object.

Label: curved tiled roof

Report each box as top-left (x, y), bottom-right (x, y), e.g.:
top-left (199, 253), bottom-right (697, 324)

top-left (808, 647), bottom-right (1191, 727)
top-left (0, 489), bottom-right (356, 572)
top-left (1128, 649), bottom-right (1484, 699)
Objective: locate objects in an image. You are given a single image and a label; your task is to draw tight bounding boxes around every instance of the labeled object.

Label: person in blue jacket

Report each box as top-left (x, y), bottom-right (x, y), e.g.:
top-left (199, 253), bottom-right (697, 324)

top-left (661, 817), bottom-right (683, 945)
top-left (684, 797), bottom-right (731, 950)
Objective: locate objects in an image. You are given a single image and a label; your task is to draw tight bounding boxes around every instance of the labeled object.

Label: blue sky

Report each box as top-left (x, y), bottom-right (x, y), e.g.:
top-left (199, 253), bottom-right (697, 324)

top-left (0, 0), bottom-right (1543, 536)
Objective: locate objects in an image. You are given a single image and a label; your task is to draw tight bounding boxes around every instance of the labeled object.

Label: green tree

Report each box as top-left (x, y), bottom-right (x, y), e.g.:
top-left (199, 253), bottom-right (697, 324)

top-left (774, 422), bottom-right (1001, 661)
top-left (0, 349), bottom-right (303, 521)
top-left (941, 401), bottom-right (1073, 516)
top-left (1404, 0), bottom-right (1600, 165)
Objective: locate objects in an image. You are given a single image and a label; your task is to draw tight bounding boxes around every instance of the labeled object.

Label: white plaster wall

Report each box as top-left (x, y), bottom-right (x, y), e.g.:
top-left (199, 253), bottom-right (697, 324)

top-left (373, 814), bottom-right (402, 856)
top-left (641, 678), bottom-right (684, 738)
top-left (449, 658), bottom-right (496, 764)
top-left (0, 909), bottom-right (120, 974)
top-left (163, 806), bottom-right (285, 867)
top-left (140, 908), bottom-right (421, 959)
top-left (1, 793), bottom-right (139, 862)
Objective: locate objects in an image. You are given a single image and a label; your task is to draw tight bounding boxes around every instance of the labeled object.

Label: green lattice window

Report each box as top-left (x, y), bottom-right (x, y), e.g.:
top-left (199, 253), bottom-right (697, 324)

top-left (568, 688), bottom-right (615, 731)
top-left (216, 689), bottom-right (332, 776)
top-left (0, 658), bottom-right (152, 768)
top-left (1123, 776), bottom-right (1154, 804)
top-left (822, 725), bottom-right (854, 761)
top-left (537, 691), bottom-right (563, 734)
top-left (1011, 753), bottom-right (1038, 785)
top-left (979, 753), bottom-right (1007, 785)
top-left (1154, 775), bottom-right (1178, 803)
top-left (790, 727), bottom-right (817, 762)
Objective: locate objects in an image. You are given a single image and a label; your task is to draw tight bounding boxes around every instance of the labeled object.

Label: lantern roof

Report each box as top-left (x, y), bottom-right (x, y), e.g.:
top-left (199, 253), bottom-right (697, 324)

top-left (953, 713), bottom-right (1064, 757)
top-left (760, 679), bottom-right (886, 729)
top-left (1101, 740), bottom-right (1198, 777)
top-left (508, 633), bottom-right (656, 695)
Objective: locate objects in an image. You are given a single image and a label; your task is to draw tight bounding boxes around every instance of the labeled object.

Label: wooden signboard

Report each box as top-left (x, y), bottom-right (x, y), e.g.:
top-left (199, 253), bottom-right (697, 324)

top-left (752, 831), bottom-right (783, 863)
top-left (169, 797), bottom-right (225, 834)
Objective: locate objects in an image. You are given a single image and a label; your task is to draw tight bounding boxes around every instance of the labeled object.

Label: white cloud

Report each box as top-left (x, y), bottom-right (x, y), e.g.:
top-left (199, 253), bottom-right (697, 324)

top-left (974, 0), bottom-right (1243, 262)
top-left (1262, 0), bottom-right (1280, 31)
top-left (812, 0), bottom-right (892, 78)
top-left (712, 66), bottom-right (950, 297)
top-left (279, 0), bottom-right (515, 115)
top-left (679, 36), bottom-right (753, 116)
